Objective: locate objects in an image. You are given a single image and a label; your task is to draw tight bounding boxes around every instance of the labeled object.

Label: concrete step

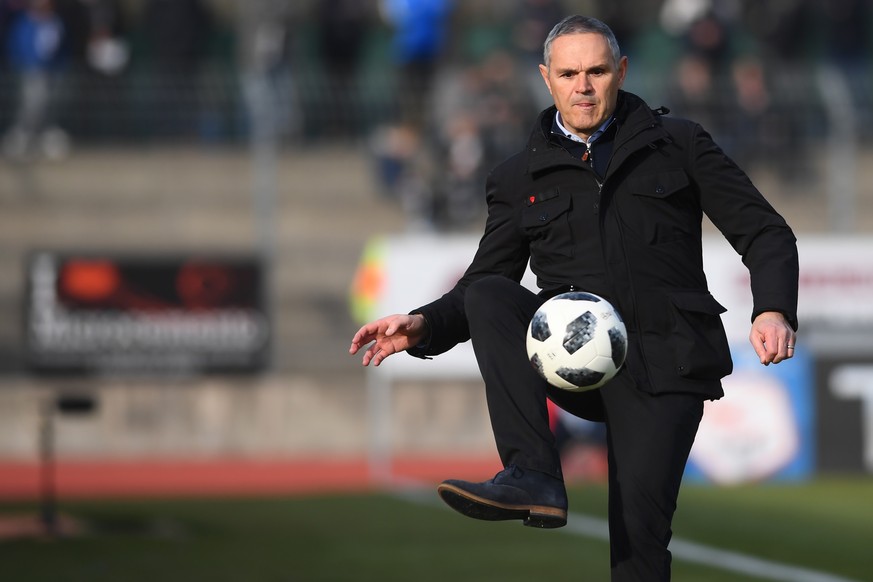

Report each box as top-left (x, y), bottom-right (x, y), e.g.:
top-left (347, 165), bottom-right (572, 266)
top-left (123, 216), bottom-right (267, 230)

top-left (0, 144), bottom-right (407, 377)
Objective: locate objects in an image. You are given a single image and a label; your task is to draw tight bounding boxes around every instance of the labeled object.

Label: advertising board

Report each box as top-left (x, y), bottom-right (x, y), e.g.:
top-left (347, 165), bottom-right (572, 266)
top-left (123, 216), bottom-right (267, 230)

top-left (26, 252), bottom-right (270, 374)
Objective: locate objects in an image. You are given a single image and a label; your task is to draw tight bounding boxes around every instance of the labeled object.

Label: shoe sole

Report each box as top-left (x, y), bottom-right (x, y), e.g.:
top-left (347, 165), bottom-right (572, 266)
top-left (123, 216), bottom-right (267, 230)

top-left (437, 483), bottom-right (567, 529)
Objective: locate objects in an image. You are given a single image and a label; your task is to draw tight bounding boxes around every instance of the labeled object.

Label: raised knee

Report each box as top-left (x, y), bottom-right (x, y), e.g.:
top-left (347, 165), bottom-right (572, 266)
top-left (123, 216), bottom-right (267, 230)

top-left (465, 275), bottom-right (508, 310)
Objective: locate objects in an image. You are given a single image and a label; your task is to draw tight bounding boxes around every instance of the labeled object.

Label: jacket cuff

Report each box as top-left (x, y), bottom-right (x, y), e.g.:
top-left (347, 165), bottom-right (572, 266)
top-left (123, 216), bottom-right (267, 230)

top-left (406, 310), bottom-right (433, 359)
top-left (751, 308), bottom-right (798, 331)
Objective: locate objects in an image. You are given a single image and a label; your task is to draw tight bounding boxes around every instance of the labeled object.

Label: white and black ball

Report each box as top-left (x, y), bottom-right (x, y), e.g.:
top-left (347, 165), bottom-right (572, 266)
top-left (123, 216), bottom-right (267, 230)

top-left (526, 292), bottom-right (628, 391)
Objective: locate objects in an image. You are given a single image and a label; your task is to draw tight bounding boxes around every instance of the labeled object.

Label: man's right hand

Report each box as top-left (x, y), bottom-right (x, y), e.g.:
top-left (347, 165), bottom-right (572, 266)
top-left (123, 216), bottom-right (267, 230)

top-left (349, 313), bottom-right (428, 367)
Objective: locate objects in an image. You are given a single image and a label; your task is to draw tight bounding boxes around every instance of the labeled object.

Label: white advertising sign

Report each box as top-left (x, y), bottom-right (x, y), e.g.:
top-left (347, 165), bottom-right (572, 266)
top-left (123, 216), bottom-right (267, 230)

top-left (362, 233), bottom-right (873, 482)
top-left (370, 233), bottom-right (873, 371)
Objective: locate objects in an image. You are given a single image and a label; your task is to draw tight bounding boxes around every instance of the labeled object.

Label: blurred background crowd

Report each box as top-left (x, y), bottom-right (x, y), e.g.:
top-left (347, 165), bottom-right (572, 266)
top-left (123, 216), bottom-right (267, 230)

top-left (1, 0), bottom-right (871, 230)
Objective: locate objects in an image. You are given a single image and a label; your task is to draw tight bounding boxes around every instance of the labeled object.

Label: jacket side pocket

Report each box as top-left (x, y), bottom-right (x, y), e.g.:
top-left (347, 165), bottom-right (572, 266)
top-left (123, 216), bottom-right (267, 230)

top-left (668, 290), bottom-right (733, 380)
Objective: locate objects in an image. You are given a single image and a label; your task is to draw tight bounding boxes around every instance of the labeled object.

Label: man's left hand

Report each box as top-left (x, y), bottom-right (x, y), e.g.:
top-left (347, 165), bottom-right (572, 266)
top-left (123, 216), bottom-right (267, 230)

top-left (750, 311), bottom-right (796, 365)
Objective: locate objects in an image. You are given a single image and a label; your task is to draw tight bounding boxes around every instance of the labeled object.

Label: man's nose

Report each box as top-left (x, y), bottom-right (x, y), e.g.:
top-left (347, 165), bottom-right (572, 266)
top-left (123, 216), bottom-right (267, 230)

top-left (575, 75), bottom-right (593, 93)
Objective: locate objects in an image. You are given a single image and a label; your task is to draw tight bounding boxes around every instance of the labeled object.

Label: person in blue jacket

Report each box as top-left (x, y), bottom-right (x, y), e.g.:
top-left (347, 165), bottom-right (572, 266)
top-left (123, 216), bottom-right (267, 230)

top-left (3, 0), bottom-right (68, 160)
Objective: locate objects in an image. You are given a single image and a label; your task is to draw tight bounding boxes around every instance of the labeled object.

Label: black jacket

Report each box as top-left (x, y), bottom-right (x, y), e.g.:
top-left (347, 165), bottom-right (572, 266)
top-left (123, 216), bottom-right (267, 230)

top-left (412, 91), bottom-right (799, 399)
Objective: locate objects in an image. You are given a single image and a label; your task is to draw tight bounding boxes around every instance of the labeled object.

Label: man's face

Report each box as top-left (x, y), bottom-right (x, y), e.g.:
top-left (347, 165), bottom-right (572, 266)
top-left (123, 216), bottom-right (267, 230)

top-left (539, 33), bottom-right (627, 140)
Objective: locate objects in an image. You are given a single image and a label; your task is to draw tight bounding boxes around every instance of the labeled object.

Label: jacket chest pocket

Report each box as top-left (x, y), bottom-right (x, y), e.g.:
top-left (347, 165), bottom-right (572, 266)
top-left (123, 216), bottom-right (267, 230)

top-left (625, 169), bottom-right (697, 244)
top-left (522, 189), bottom-right (574, 261)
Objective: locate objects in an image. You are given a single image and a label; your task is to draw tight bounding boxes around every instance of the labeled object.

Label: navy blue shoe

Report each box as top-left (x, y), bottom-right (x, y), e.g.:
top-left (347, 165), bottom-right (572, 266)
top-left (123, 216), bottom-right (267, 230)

top-left (437, 465), bottom-right (568, 529)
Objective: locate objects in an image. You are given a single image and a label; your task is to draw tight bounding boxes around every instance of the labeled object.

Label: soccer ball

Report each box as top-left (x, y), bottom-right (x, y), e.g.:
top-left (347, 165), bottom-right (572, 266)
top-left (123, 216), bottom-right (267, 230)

top-left (526, 292), bottom-right (628, 391)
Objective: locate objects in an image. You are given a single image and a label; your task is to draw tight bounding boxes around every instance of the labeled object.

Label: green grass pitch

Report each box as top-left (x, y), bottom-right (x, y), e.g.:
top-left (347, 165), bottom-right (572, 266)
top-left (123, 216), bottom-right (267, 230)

top-left (0, 477), bottom-right (870, 582)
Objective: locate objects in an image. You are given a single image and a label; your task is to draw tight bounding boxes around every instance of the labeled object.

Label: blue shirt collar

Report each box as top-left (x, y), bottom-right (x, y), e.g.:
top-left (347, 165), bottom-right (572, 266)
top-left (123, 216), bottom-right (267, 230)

top-left (552, 111), bottom-right (615, 146)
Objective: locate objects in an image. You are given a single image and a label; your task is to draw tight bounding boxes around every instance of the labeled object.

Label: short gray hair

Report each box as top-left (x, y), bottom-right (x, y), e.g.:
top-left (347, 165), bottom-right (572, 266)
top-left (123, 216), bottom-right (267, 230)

top-left (543, 15), bottom-right (622, 69)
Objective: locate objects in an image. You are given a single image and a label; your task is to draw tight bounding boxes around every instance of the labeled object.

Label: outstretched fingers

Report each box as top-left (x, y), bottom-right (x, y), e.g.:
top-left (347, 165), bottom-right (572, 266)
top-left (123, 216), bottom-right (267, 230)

top-left (349, 315), bottom-right (414, 367)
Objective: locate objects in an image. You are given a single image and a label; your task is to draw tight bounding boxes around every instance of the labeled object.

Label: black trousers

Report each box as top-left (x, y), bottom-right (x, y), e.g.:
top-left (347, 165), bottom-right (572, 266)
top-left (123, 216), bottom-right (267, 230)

top-left (465, 275), bottom-right (704, 582)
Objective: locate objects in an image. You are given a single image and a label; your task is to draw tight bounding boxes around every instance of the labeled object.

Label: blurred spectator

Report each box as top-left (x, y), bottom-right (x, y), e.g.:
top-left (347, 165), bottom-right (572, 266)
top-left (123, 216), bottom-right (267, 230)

top-left (667, 52), bottom-right (723, 139)
top-left (0, 0), bottom-right (17, 39)
top-left (512, 0), bottom-right (564, 65)
top-left (137, 0), bottom-right (213, 139)
top-left (370, 121), bottom-right (435, 230)
top-left (391, 46), bottom-right (536, 231)
top-left (511, 0), bottom-right (564, 109)
top-left (48, 0), bottom-right (129, 141)
top-left (663, 2), bottom-right (808, 185)
top-left (79, 0), bottom-right (128, 76)
top-left (379, 0), bottom-right (453, 129)
top-left (661, 0), bottom-right (739, 74)
top-left (428, 62), bottom-right (485, 229)
top-left (2, 0), bottom-right (70, 161)
top-left (315, 0), bottom-right (371, 137)
top-left (0, 1), bottom-right (26, 67)
top-left (370, 0), bottom-right (454, 230)
top-left (140, 0), bottom-right (211, 72)
top-left (742, 0), bottom-right (814, 66)
top-left (818, 0), bottom-right (871, 68)
top-left (817, 0), bottom-right (872, 135)
top-left (235, 0), bottom-right (298, 143)
top-left (437, 48), bottom-right (536, 228)
top-left (472, 49), bottom-right (536, 167)
top-left (727, 56), bottom-right (789, 173)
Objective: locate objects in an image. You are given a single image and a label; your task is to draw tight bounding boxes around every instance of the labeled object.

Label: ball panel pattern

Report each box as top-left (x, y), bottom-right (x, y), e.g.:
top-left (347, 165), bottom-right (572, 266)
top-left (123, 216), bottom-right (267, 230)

top-left (556, 366), bottom-right (605, 388)
top-left (530, 353), bottom-right (544, 377)
top-left (609, 327), bottom-right (627, 368)
top-left (563, 291), bottom-right (602, 303)
top-left (525, 292), bottom-right (628, 392)
top-left (563, 311), bottom-right (597, 354)
top-left (529, 311), bottom-right (552, 342)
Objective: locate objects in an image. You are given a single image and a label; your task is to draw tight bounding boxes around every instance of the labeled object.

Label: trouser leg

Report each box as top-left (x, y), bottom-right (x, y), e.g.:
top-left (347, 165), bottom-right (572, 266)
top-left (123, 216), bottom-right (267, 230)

top-left (600, 374), bottom-right (704, 582)
top-left (463, 275), bottom-right (563, 477)
top-left (464, 274), bottom-right (702, 581)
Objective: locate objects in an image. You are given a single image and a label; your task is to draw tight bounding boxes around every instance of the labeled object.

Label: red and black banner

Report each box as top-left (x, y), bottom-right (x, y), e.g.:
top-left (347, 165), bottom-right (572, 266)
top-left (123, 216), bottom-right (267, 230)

top-left (26, 252), bottom-right (271, 374)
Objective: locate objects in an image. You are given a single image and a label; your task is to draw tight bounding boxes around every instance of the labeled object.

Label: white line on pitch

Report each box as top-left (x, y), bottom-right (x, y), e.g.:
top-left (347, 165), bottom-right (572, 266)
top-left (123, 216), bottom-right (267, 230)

top-left (563, 513), bottom-right (860, 582)
top-left (392, 486), bottom-right (861, 582)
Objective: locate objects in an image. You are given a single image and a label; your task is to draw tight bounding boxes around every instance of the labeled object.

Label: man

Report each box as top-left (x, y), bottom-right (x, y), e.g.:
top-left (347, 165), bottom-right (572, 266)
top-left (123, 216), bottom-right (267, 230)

top-left (350, 15), bottom-right (798, 581)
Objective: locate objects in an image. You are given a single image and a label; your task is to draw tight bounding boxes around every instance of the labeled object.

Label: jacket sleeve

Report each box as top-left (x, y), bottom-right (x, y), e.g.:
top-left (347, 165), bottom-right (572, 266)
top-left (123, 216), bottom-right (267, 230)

top-left (407, 167), bottom-right (532, 357)
top-left (689, 123), bottom-right (799, 329)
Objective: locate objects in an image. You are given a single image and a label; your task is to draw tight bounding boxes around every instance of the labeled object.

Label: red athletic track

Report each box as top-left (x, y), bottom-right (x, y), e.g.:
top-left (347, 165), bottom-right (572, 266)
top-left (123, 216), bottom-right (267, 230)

top-left (0, 457), bottom-right (503, 501)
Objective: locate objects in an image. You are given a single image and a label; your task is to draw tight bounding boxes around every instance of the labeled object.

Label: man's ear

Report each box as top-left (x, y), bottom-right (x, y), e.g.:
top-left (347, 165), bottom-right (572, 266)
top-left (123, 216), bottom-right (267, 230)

top-left (538, 63), bottom-right (552, 95)
top-left (617, 56), bottom-right (628, 88)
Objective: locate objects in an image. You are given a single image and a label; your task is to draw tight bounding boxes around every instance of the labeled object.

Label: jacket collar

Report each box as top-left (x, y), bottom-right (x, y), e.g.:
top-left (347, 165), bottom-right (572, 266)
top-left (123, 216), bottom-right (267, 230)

top-left (527, 91), bottom-right (670, 176)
